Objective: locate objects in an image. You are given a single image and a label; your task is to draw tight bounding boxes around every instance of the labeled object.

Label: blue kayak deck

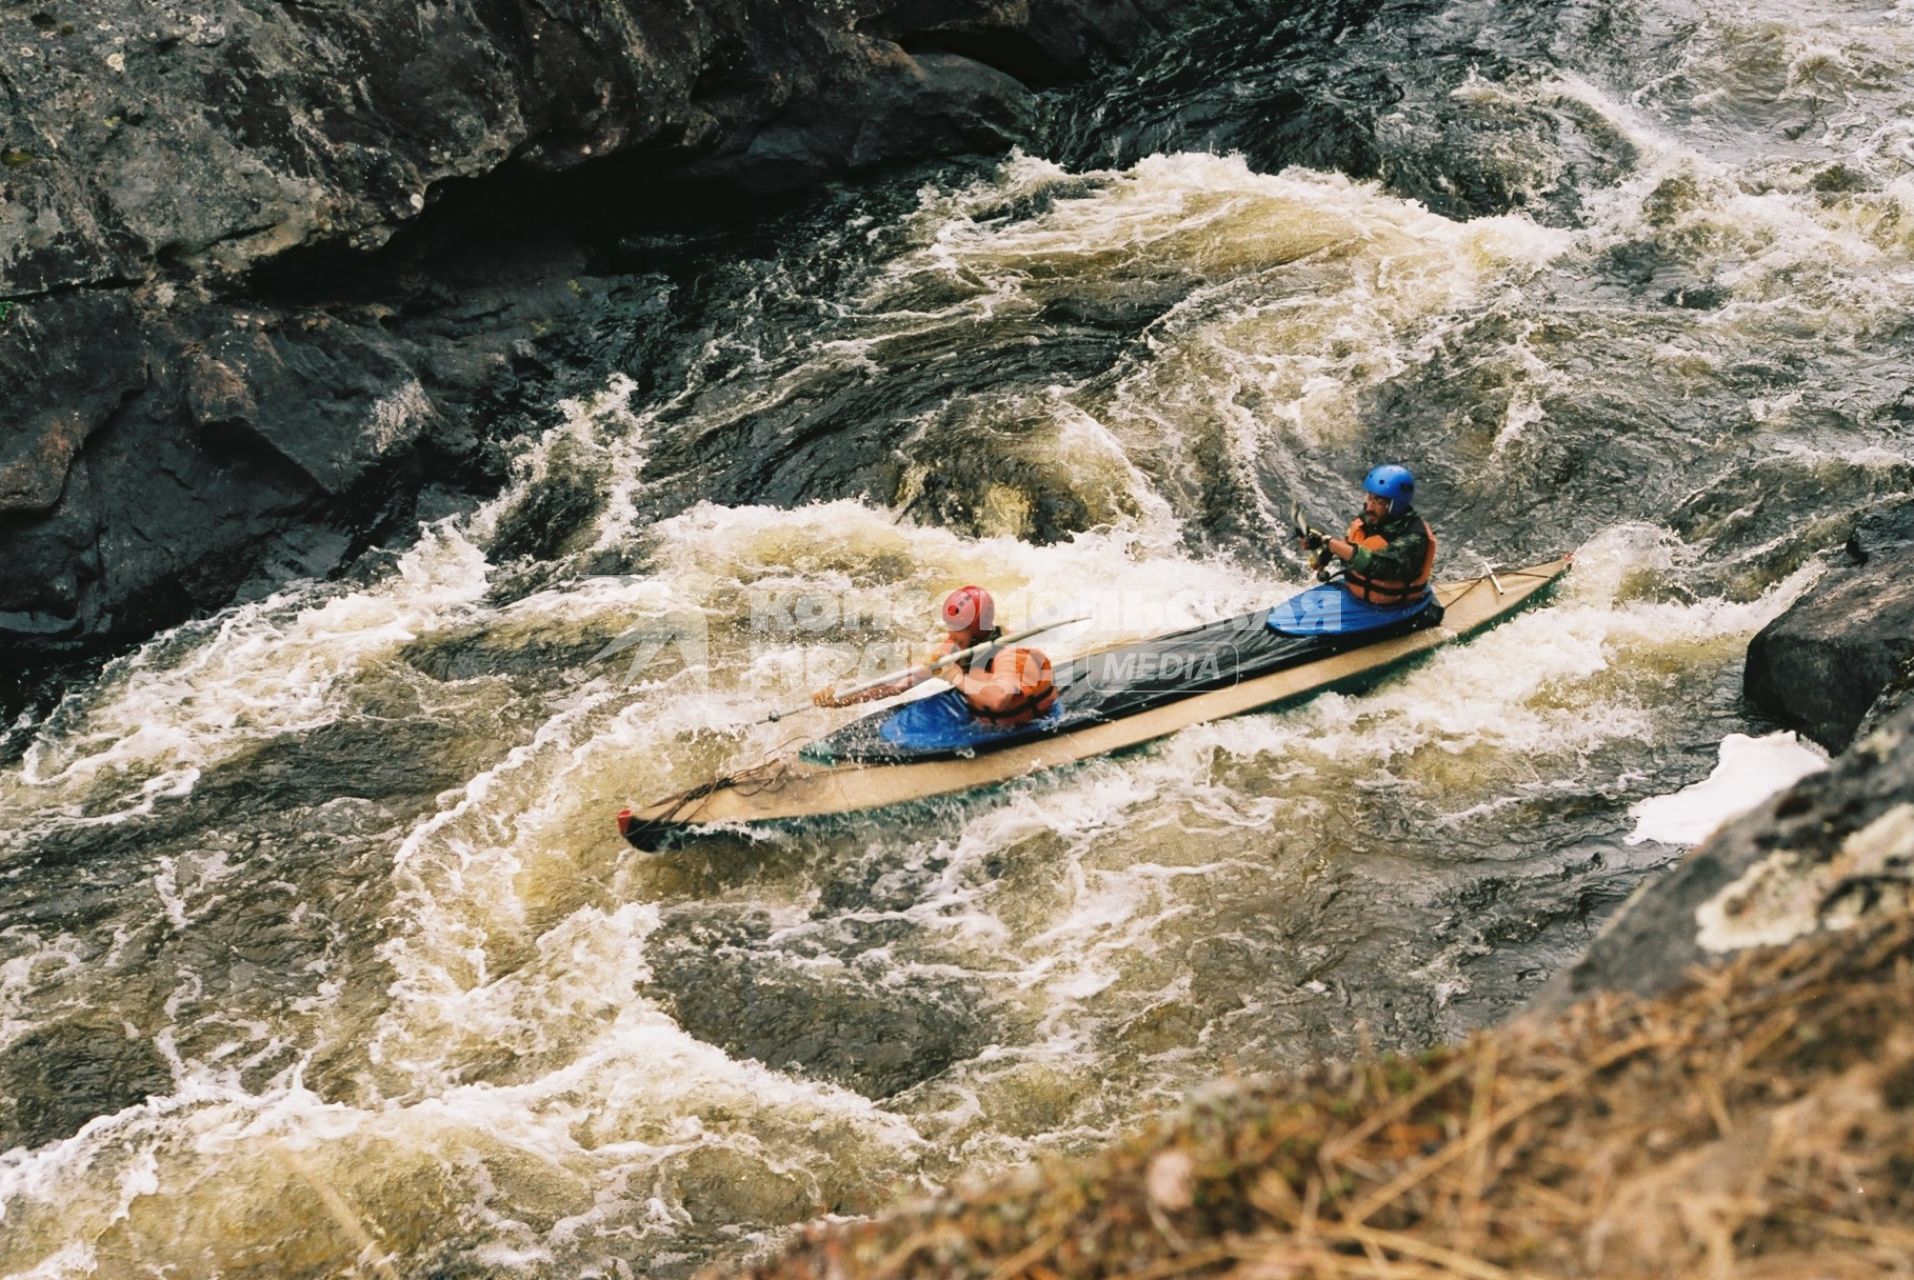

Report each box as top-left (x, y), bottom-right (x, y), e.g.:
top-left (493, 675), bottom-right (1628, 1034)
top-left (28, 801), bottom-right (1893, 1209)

top-left (1266, 583), bottom-right (1434, 636)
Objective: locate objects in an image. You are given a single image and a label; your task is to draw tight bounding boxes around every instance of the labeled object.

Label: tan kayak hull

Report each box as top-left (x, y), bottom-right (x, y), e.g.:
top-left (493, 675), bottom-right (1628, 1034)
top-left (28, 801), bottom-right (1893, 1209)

top-left (618, 558), bottom-right (1570, 847)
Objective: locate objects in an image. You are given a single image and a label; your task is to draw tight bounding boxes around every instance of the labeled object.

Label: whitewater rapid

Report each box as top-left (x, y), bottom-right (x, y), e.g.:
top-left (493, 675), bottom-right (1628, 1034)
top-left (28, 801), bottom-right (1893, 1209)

top-left (6, 1), bottom-right (1914, 1274)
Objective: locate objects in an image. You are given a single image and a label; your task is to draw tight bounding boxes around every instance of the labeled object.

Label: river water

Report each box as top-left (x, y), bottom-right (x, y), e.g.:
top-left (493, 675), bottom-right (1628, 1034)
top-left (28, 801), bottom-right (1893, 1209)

top-left (4, 1), bottom-right (1913, 1275)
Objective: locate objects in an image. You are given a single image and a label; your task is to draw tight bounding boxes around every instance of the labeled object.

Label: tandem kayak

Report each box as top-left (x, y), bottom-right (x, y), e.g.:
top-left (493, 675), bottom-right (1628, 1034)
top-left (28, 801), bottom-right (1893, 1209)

top-left (616, 557), bottom-right (1570, 850)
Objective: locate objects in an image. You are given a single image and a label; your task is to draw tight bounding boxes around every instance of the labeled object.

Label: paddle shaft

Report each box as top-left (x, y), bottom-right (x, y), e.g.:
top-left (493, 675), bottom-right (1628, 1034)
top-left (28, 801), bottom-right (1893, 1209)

top-left (1291, 500), bottom-right (1338, 581)
top-left (762, 616), bottom-right (1088, 724)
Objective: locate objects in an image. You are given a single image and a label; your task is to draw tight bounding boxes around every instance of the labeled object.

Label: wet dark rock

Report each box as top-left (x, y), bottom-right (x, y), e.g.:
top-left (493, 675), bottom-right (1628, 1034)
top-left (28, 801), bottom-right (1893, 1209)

top-left (1, 0), bottom-right (1182, 657)
top-left (0, 260), bottom-right (638, 647)
top-left (0, 1014), bottom-right (173, 1149)
top-left (2, 2), bottom-right (1145, 302)
top-left (647, 914), bottom-right (987, 1099)
top-left (0, 296), bottom-right (146, 518)
top-left (1856, 652), bottom-right (1914, 743)
top-left (486, 458), bottom-right (608, 566)
top-left (1745, 503), bottom-right (1914, 751)
top-left (1667, 457), bottom-right (1914, 601)
top-left (1533, 697), bottom-right (1914, 1013)
top-left (896, 447), bottom-right (1101, 544)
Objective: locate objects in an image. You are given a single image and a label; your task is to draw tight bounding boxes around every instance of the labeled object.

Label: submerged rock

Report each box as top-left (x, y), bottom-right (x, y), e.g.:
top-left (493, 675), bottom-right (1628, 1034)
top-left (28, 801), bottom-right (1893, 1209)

top-left (646, 912), bottom-right (987, 1100)
top-left (1744, 502), bottom-right (1914, 751)
top-left (0, 1014), bottom-right (173, 1150)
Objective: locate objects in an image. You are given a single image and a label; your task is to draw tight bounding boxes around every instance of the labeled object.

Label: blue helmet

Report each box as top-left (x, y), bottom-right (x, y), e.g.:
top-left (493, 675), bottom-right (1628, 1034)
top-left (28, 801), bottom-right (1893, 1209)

top-left (1363, 464), bottom-right (1415, 516)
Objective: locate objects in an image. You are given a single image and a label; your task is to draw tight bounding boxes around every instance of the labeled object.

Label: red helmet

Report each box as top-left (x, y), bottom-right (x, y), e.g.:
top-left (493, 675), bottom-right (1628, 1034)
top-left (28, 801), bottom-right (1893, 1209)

top-left (940, 585), bottom-right (995, 635)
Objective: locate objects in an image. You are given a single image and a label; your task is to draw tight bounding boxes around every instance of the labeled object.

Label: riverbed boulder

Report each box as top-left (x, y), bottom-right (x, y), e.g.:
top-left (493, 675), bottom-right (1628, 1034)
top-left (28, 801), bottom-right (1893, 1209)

top-left (1743, 502), bottom-right (1914, 751)
top-left (1532, 696), bottom-right (1914, 1012)
top-left (1856, 651), bottom-right (1914, 742)
top-left (0, 0), bottom-right (1176, 655)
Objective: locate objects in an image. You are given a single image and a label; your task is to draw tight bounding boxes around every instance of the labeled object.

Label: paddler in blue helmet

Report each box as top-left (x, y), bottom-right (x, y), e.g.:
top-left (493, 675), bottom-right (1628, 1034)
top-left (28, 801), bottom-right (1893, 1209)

top-left (811, 586), bottom-right (1059, 726)
top-left (1305, 464), bottom-right (1438, 606)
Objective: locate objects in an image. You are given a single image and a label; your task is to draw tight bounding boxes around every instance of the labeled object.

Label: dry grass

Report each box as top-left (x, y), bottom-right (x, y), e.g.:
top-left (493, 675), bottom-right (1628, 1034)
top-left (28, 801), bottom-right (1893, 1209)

top-left (713, 914), bottom-right (1914, 1280)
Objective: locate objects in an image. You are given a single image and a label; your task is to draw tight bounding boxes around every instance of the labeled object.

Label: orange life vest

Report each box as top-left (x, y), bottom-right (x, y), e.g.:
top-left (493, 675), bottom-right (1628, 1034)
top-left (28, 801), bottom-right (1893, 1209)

top-left (936, 637), bottom-right (1058, 726)
top-left (1343, 515), bottom-right (1437, 606)
top-left (970, 647), bottom-right (1058, 725)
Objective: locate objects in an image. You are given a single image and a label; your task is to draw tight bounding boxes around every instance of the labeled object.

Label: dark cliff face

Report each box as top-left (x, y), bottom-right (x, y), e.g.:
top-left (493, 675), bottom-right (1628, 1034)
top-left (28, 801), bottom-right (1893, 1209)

top-left (0, 0), bottom-right (1174, 654)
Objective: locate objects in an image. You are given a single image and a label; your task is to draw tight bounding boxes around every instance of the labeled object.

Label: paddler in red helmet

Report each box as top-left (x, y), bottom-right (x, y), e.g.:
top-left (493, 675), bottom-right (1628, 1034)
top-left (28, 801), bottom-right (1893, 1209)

top-left (811, 586), bottom-right (1059, 726)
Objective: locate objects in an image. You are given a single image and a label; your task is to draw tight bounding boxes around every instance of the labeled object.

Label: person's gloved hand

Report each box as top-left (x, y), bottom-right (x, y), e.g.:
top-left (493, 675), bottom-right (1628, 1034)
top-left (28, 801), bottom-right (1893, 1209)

top-left (811, 686), bottom-right (839, 708)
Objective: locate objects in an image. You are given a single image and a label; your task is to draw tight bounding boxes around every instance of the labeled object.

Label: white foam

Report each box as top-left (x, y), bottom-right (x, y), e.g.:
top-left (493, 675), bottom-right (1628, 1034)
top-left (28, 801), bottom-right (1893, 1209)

top-left (0, 975), bottom-right (926, 1274)
top-left (2, 525), bottom-right (493, 826)
top-left (1627, 731), bottom-right (1830, 846)
top-left (0, 932), bottom-right (88, 1052)
top-left (8, 1240), bottom-right (98, 1279)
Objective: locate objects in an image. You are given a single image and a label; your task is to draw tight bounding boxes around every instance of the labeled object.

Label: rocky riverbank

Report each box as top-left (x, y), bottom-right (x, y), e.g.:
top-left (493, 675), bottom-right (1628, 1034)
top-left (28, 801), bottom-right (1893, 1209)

top-left (714, 909), bottom-right (1914, 1280)
top-left (1, 0), bottom-right (1180, 656)
top-left (1536, 697), bottom-right (1914, 1010)
top-left (1505, 520), bottom-right (1914, 1030)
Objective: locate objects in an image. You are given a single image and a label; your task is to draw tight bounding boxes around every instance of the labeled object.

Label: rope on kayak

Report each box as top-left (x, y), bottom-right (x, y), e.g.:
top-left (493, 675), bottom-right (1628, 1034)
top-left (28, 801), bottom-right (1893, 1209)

top-left (640, 737), bottom-right (808, 829)
top-left (724, 751), bottom-right (802, 797)
top-left (1443, 563), bottom-right (1559, 609)
top-left (1442, 574), bottom-right (1491, 608)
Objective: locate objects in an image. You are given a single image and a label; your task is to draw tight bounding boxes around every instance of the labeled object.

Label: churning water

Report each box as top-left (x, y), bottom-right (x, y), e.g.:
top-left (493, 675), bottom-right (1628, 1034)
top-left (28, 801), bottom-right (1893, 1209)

top-left (5, 1), bottom-right (1913, 1275)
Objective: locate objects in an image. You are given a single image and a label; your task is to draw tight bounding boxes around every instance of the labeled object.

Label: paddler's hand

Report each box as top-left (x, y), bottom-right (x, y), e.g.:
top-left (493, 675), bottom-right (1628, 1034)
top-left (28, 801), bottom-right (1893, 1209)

top-left (811, 686), bottom-right (840, 708)
top-left (1325, 536), bottom-right (1354, 561)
